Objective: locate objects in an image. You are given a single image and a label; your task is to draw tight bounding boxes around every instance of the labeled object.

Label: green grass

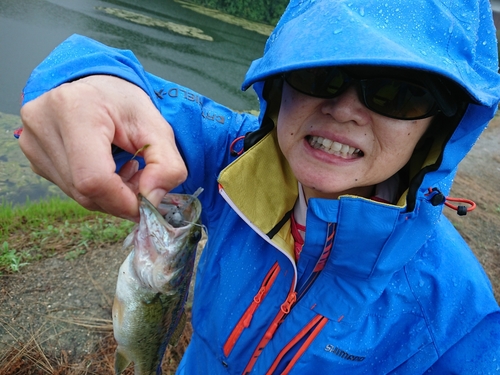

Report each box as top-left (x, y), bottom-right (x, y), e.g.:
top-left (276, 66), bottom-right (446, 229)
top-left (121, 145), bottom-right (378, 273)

top-left (0, 197), bottom-right (134, 274)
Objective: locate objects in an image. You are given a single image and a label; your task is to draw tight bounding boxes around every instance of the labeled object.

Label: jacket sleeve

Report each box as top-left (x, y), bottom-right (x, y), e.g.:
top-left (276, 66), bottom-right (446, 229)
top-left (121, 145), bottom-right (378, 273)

top-left (22, 34), bottom-right (160, 106)
top-left (427, 312), bottom-right (500, 373)
top-left (21, 34), bottom-right (260, 221)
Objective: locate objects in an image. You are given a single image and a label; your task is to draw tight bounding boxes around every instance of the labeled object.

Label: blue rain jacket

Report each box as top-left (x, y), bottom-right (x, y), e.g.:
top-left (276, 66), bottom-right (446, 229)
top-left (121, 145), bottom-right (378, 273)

top-left (22, 0), bottom-right (500, 373)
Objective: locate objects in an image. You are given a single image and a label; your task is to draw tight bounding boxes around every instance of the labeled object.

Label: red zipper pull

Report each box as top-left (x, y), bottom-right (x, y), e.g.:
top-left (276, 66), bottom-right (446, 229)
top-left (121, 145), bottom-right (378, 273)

top-left (241, 287), bottom-right (266, 327)
top-left (254, 287), bottom-right (266, 304)
top-left (263, 291), bottom-right (297, 341)
top-left (281, 292), bottom-right (297, 314)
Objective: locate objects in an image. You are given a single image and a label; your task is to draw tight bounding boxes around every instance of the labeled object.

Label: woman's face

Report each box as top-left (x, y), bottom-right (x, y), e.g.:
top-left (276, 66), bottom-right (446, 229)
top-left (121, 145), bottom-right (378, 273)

top-left (277, 81), bottom-right (433, 201)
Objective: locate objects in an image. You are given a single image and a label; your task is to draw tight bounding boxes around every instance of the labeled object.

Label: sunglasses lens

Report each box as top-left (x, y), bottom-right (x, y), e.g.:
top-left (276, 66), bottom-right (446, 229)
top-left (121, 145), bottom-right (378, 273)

top-left (285, 68), bottom-right (348, 98)
top-left (362, 79), bottom-right (436, 119)
top-left (284, 68), bottom-right (438, 120)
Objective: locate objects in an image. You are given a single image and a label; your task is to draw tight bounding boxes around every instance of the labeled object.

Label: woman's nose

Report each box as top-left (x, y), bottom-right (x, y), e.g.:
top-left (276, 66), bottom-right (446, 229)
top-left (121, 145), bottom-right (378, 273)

top-left (321, 85), bottom-right (370, 125)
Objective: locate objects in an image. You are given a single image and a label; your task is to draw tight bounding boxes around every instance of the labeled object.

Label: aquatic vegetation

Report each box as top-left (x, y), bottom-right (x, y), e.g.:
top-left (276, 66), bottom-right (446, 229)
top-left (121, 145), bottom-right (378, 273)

top-left (175, 0), bottom-right (274, 36)
top-left (95, 6), bottom-right (214, 41)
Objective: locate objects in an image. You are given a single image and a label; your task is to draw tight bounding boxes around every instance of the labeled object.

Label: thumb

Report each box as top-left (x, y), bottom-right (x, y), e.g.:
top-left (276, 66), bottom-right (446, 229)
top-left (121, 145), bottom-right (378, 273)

top-left (135, 120), bottom-right (188, 208)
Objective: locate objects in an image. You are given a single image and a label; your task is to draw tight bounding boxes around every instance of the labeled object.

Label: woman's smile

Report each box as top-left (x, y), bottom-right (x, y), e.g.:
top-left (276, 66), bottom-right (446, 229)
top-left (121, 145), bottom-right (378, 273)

top-left (277, 81), bottom-right (433, 201)
top-left (306, 135), bottom-right (363, 159)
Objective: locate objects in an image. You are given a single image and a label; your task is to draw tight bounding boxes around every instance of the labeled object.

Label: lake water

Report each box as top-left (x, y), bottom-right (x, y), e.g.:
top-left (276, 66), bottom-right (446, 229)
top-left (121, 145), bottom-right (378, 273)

top-left (0, 0), bottom-right (269, 204)
top-left (0, 0), bottom-right (269, 116)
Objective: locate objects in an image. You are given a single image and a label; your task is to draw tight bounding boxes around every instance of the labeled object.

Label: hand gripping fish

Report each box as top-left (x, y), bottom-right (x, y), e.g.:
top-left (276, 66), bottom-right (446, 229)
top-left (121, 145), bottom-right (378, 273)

top-left (113, 189), bottom-right (203, 375)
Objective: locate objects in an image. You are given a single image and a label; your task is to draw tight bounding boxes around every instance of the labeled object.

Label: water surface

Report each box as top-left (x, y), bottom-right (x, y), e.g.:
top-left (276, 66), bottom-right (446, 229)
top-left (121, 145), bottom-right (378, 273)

top-left (0, 0), bottom-right (268, 116)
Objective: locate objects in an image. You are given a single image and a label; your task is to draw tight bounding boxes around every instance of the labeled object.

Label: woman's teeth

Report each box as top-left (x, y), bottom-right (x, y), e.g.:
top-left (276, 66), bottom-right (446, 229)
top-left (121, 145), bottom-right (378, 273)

top-left (308, 136), bottom-right (363, 158)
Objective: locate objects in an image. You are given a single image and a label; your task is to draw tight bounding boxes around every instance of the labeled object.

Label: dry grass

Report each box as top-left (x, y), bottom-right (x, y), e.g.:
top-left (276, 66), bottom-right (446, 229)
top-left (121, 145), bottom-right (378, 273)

top-left (0, 313), bottom-right (191, 375)
top-left (0, 318), bottom-right (84, 375)
top-left (0, 331), bottom-right (118, 375)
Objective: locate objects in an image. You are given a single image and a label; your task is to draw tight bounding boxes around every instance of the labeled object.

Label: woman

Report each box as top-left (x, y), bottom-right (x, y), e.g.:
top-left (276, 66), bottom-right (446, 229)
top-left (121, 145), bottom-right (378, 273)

top-left (19, 0), bottom-right (500, 373)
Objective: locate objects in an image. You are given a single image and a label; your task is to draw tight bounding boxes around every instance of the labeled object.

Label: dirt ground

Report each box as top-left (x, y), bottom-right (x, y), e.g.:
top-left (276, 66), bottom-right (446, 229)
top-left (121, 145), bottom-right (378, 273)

top-left (443, 116), bottom-right (500, 301)
top-left (0, 119), bottom-right (499, 374)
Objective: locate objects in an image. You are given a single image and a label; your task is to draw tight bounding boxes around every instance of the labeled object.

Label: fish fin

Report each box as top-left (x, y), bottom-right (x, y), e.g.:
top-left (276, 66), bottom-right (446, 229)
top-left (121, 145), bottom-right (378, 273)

top-left (169, 310), bottom-right (187, 347)
top-left (114, 347), bottom-right (131, 374)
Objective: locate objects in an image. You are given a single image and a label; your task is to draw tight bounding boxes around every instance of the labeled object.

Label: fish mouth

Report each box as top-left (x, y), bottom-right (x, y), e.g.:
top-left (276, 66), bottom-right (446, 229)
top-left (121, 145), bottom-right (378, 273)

top-left (306, 135), bottom-right (364, 159)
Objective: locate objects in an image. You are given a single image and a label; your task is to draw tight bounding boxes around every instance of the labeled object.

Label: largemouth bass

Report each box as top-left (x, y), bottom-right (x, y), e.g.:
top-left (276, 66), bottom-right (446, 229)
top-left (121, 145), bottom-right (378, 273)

top-left (113, 190), bottom-right (203, 375)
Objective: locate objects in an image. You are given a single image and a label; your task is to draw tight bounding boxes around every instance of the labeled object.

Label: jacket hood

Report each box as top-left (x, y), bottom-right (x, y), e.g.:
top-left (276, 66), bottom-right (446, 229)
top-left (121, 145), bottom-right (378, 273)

top-left (243, 0), bottom-right (500, 106)
top-left (242, 0), bottom-right (500, 204)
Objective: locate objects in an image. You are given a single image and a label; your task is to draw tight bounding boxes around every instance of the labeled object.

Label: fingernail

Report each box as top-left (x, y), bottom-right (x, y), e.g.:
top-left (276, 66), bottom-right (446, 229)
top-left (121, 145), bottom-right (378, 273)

top-left (148, 188), bottom-right (168, 207)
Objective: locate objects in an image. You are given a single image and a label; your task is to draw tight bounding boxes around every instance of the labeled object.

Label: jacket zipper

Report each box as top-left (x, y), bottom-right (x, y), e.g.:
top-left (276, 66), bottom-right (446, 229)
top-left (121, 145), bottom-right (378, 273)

top-left (223, 262), bottom-right (281, 357)
top-left (241, 221), bottom-right (335, 373)
top-left (242, 283), bottom-right (297, 375)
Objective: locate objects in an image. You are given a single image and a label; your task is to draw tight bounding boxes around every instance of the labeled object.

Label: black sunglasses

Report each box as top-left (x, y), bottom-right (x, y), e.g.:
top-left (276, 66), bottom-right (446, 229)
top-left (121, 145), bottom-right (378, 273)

top-left (283, 67), bottom-right (457, 120)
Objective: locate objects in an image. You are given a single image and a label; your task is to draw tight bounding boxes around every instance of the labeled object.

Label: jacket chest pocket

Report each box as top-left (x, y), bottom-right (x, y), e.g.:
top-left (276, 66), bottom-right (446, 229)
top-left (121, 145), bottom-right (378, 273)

top-left (223, 261), bottom-right (281, 357)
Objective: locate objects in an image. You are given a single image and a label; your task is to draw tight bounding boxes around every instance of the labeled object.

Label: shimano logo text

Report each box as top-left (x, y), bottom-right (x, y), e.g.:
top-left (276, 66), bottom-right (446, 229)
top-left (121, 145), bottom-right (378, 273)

top-left (325, 344), bottom-right (365, 362)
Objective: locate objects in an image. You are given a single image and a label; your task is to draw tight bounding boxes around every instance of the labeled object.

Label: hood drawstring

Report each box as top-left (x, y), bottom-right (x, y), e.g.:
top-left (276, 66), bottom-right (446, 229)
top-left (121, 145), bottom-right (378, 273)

top-left (426, 187), bottom-right (476, 216)
top-left (13, 127), bottom-right (23, 139)
top-left (230, 135), bottom-right (246, 157)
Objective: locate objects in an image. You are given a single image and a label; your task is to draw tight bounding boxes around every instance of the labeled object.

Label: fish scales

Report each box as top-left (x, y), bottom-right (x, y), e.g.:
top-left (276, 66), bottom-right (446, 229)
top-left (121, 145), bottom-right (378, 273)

top-left (113, 192), bottom-right (203, 375)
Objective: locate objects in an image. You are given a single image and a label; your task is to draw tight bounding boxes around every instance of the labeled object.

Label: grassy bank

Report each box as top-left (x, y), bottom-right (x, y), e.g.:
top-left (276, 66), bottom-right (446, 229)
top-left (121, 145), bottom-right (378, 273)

top-left (0, 197), bottom-right (133, 274)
